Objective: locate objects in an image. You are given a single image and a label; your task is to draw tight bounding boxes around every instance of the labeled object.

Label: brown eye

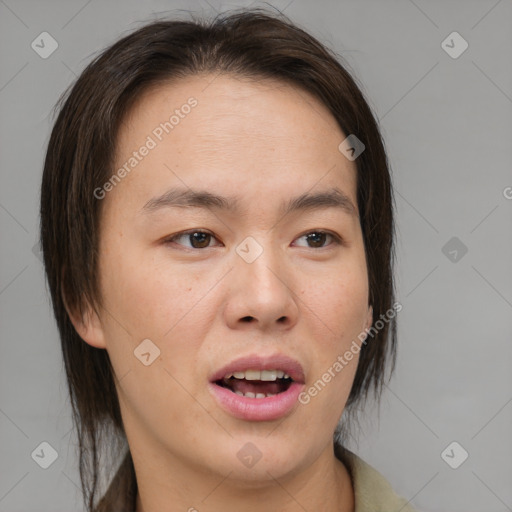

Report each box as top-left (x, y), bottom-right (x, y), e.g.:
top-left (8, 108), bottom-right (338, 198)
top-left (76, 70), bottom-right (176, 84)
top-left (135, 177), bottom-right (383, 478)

top-left (165, 230), bottom-right (218, 249)
top-left (188, 232), bottom-right (212, 248)
top-left (294, 230), bottom-right (340, 249)
top-left (306, 232), bottom-right (328, 248)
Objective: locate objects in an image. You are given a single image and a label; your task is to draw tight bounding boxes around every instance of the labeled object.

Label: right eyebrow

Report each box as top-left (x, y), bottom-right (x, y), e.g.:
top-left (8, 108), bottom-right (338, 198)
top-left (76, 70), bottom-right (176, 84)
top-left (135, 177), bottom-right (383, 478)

top-left (141, 188), bottom-right (240, 214)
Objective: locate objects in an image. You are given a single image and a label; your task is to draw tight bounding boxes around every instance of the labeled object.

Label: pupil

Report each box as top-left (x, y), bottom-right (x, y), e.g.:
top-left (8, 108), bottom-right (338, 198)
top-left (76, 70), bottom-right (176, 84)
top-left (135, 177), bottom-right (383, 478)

top-left (308, 232), bottom-right (326, 247)
top-left (191, 232), bottom-right (210, 248)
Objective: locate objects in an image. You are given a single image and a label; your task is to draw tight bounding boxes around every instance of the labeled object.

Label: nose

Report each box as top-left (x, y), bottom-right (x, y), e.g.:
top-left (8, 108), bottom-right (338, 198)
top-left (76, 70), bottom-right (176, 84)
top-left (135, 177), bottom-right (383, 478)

top-left (223, 242), bottom-right (299, 332)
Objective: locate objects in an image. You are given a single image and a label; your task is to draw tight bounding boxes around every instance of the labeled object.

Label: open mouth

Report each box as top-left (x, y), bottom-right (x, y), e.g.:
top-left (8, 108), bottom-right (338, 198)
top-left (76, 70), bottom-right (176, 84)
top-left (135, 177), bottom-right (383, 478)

top-left (209, 357), bottom-right (305, 420)
top-left (214, 370), bottom-right (294, 399)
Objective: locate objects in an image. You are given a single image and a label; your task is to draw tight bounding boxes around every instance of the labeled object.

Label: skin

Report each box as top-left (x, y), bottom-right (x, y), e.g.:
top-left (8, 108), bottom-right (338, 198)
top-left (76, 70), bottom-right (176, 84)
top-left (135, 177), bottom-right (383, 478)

top-left (69, 73), bottom-right (373, 512)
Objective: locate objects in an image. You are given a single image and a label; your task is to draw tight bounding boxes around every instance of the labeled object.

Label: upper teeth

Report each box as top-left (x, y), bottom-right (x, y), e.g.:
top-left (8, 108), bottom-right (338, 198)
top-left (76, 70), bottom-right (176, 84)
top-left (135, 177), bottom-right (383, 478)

top-left (224, 369), bottom-right (290, 381)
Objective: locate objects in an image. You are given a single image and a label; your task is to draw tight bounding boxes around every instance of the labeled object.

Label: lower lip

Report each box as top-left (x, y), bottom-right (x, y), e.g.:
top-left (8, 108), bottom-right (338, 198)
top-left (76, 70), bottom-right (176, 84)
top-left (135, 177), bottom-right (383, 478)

top-left (208, 381), bottom-right (305, 421)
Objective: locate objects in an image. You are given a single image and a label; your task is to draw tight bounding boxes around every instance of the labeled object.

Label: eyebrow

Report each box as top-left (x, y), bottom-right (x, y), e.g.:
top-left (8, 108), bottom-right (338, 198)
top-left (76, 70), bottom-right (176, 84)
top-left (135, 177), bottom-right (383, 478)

top-left (140, 186), bottom-right (357, 218)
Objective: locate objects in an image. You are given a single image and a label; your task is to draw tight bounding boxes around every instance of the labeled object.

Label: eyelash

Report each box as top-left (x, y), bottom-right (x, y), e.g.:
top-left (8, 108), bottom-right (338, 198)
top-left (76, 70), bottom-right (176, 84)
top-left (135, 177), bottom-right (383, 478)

top-left (163, 229), bottom-right (343, 250)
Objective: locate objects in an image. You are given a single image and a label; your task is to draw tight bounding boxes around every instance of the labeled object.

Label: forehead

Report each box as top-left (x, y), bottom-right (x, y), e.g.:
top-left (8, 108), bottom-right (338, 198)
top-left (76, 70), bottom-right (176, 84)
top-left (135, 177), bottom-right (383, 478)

top-left (118, 73), bottom-right (342, 147)
top-left (109, 73), bottom-right (357, 215)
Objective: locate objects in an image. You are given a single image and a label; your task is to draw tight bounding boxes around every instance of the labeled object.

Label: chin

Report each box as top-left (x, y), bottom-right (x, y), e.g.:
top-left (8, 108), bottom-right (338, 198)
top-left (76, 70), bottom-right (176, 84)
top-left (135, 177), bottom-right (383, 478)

top-left (200, 435), bottom-right (315, 486)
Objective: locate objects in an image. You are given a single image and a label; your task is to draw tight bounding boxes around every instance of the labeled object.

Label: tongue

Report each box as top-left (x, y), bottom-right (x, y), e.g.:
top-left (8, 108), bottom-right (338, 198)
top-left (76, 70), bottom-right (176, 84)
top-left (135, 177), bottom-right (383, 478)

top-left (230, 379), bottom-right (284, 395)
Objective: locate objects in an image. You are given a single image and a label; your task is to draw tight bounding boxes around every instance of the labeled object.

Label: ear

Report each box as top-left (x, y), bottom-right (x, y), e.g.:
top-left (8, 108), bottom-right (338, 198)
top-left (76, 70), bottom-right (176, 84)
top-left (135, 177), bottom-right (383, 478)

top-left (62, 286), bottom-right (107, 349)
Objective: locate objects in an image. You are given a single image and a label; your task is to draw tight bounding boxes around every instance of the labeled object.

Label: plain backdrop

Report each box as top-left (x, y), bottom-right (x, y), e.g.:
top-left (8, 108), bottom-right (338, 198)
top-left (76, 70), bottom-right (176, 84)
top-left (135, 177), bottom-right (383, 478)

top-left (0, 1), bottom-right (511, 511)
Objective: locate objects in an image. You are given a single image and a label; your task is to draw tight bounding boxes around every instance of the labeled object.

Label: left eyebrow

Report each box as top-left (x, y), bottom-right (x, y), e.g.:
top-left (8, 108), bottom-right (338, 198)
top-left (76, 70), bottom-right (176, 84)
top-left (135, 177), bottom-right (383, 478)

top-left (140, 186), bottom-right (358, 218)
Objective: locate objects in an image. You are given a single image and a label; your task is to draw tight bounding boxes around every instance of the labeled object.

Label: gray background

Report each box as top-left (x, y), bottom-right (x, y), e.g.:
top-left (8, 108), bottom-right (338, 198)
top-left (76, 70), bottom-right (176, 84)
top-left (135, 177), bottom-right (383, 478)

top-left (1, 0), bottom-right (511, 511)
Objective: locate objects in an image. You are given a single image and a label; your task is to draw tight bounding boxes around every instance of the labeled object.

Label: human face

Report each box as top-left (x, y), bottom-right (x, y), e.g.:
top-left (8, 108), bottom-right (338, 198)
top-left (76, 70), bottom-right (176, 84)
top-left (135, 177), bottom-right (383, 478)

top-left (84, 74), bottom-right (372, 491)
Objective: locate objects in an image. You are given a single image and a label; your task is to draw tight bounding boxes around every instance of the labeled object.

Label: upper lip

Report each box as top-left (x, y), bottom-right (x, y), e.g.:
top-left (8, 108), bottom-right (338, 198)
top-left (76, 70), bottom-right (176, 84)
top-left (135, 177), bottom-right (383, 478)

top-left (209, 353), bottom-right (305, 383)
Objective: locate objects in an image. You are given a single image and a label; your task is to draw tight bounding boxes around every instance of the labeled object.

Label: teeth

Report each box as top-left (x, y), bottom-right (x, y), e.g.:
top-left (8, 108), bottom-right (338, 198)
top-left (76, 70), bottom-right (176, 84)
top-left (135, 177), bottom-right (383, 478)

top-left (224, 369), bottom-right (291, 381)
top-left (234, 391), bottom-right (277, 398)
top-left (245, 370), bottom-right (261, 380)
top-left (261, 370), bottom-right (276, 381)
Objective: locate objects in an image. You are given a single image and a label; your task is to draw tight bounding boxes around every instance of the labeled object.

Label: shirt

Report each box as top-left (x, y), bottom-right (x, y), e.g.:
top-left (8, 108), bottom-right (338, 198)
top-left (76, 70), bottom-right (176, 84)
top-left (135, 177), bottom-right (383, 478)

top-left (96, 446), bottom-right (417, 511)
top-left (336, 445), bottom-right (417, 511)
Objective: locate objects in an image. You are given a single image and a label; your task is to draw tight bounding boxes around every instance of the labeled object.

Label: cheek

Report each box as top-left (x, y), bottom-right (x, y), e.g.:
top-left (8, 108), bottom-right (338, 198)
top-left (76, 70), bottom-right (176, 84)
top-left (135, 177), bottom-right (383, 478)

top-left (306, 260), bottom-right (369, 338)
top-left (99, 239), bottom-right (208, 339)
top-left (100, 254), bottom-right (215, 434)
top-left (300, 256), bottom-right (368, 403)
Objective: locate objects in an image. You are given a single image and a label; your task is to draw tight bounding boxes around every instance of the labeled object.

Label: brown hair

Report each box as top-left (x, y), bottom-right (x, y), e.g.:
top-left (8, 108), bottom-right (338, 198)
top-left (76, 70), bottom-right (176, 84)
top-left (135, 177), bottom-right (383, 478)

top-left (39, 8), bottom-right (396, 511)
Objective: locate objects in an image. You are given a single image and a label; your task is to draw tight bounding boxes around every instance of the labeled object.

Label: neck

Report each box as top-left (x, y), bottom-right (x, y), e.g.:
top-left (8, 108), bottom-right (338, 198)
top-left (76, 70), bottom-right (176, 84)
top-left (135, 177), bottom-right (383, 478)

top-left (133, 442), bottom-right (354, 512)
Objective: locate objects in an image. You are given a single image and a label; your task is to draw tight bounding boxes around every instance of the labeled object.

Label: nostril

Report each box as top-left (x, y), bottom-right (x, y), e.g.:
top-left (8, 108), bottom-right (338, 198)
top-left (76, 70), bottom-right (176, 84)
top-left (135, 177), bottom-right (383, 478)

top-left (241, 316), bottom-right (254, 322)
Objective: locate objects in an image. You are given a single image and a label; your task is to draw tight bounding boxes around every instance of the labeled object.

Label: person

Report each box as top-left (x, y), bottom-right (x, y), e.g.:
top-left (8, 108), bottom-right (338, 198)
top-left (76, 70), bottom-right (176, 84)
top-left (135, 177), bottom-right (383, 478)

top-left (39, 8), bottom-right (414, 512)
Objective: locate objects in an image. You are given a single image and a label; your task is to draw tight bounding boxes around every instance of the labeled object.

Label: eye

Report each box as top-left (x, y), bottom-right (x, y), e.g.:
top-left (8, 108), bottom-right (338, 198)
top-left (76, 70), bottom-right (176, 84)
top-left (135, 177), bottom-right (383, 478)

top-left (293, 230), bottom-right (341, 249)
top-left (163, 229), bottom-right (342, 250)
top-left (163, 230), bottom-right (221, 249)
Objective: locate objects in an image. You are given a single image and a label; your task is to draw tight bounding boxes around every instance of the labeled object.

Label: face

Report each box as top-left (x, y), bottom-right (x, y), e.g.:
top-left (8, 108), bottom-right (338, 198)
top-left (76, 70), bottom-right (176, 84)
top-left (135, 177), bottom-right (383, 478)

top-left (76, 74), bottom-right (372, 487)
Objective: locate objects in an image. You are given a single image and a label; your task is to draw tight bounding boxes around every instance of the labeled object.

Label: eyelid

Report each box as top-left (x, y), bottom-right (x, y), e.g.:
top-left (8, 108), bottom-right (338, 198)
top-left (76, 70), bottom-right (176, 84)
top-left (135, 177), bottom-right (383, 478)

top-left (163, 229), bottom-right (221, 249)
top-left (163, 228), bottom-right (343, 250)
top-left (293, 229), bottom-right (343, 248)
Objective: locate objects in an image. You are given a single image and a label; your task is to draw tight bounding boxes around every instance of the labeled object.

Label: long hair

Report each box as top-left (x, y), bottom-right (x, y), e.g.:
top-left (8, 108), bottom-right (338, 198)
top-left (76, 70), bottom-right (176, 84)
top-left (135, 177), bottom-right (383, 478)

top-left (39, 8), bottom-right (396, 511)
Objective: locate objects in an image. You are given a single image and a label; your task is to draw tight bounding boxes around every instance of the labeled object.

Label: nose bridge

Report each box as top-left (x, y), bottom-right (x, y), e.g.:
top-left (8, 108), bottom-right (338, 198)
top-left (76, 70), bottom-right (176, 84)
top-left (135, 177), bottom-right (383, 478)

top-left (226, 234), bottom-right (298, 328)
top-left (236, 234), bottom-right (286, 296)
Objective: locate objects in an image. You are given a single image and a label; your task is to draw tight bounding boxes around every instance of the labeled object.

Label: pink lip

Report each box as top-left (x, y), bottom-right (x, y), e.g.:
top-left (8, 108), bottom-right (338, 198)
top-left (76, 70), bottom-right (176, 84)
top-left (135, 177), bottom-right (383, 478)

top-left (208, 353), bottom-right (306, 422)
top-left (208, 381), bottom-right (304, 421)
